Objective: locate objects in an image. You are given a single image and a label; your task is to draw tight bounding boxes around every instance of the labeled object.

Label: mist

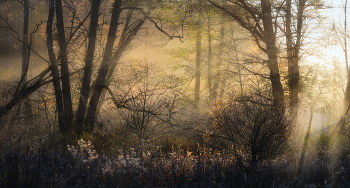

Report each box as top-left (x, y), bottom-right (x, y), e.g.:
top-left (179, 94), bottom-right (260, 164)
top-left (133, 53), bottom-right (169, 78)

top-left (0, 0), bottom-right (350, 187)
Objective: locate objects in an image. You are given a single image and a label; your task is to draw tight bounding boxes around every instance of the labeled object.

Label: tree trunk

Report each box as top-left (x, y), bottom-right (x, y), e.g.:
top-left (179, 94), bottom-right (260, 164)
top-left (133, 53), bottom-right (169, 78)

top-left (233, 37), bottom-right (243, 97)
top-left (47, 0), bottom-right (66, 134)
top-left (94, 17), bottom-right (145, 120)
top-left (56, 0), bottom-right (74, 135)
top-left (21, 0), bottom-right (33, 124)
top-left (286, 0), bottom-right (293, 108)
top-left (95, 9), bottom-right (133, 115)
top-left (87, 0), bottom-right (122, 131)
top-left (288, 0), bottom-right (304, 118)
top-left (211, 17), bottom-right (225, 102)
top-left (194, 21), bottom-right (201, 113)
top-left (340, 0), bottom-right (350, 132)
top-left (209, 0), bottom-right (285, 105)
top-left (207, 9), bottom-right (212, 105)
top-left (75, 0), bottom-right (101, 135)
top-left (288, 0), bottom-right (305, 114)
top-left (261, 0), bottom-right (284, 106)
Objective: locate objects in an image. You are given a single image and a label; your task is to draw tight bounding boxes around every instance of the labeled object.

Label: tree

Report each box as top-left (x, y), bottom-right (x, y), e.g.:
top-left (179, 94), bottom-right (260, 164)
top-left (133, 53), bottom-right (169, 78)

top-left (337, 0), bottom-right (350, 133)
top-left (194, 7), bottom-right (202, 113)
top-left (75, 0), bottom-right (101, 135)
top-left (47, 0), bottom-right (66, 134)
top-left (0, 0), bottom-right (183, 140)
top-left (210, 0), bottom-right (285, 106)
top-left (86, 0), bottom-right (146, 132)
top-left (55, 0), bottom-right (74, 134)
top-left (284, 0), bottom-right (306, 119)
top-left (210, 93), bottom-right (291, 171)
top-left (21, 0), bottom-right (33, 124)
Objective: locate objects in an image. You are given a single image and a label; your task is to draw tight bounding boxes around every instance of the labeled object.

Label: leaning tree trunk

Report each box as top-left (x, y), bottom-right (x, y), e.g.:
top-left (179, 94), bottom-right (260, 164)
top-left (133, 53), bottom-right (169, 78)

top-left (93, 16), bottom-right (145, 126)
top-left (75, 0), bottom-right (101, 135)
top-left (95, 9), bottom-right (133, 115)
top-left (86, 0), bottom-right (122, 132)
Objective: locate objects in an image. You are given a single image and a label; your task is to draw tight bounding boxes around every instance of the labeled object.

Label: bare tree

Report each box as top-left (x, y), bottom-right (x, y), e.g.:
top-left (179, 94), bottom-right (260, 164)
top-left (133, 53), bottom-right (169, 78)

top-left (0, 0), bottom-right (185, 140)
top-left (338, 0), bottom-right (350, 133)
top-left (75, 0), bottom-right (101, 135)
top-left (47, 0), bottom-right (66, 134)
top-left (210, 93), bottom-right (292, 171)
top-left (55, 0), bottom-right (74, 133)
top-left (285, 0), bottom-right (306, 119)
top-left (210, 0), bottom-right (285, 106)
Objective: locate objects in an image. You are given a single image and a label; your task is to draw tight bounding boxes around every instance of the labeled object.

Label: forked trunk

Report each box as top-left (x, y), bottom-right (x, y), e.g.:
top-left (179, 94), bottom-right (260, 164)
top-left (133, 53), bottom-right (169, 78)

top-left (75, 0), bottom-right (101, 135)
top-left (261, 0), bottom-right (284, 106)
top-left (47, 0), bottom-right (66, 134)
top-left (87, 0), bottom-right (122, 131)
top-left (56, 0), bottom-right (74, 135)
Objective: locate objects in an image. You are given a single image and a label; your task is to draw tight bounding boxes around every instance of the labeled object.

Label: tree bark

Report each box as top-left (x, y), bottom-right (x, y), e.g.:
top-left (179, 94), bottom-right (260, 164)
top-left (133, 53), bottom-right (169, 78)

top-left (261, 0), bottom-right (284, 106)
top-left (95, 9), bottom-right (133, 115)
top-left (87, 0), bottom-right (122, 131)
top-left (21, 0), bottom-right (33, 123)
top-left (75, 0), bottom-right (101, 135)
top-left (211, 16), bottom-right (225, 102)
top-left (194, 21), bottom-right (201, 113)
top-left (286, 0), bottom-right (293, 108)
top-left (286, 0), bottom-right (304, 121)
top-left (94, 17), bottom-right (145, 120)
top-left (207, 8), bottom-right (213, 104)
top-left (340, 0), bottom-right (350, 132)
top-left (47, 0), bottom-right (66, 133)
top-left (233, 37), bottom-right (243, 97)
top-left (56, 0), bottom-right (74, 134)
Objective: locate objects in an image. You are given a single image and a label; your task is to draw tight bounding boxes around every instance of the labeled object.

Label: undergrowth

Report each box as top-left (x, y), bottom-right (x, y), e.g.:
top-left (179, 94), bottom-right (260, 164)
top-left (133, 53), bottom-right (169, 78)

top-left (1, 137), bottom-right (349, 188)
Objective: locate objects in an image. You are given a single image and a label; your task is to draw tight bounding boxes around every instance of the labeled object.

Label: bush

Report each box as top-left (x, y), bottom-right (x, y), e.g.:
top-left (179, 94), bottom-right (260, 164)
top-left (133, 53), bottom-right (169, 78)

top-left (209, 94), bottom-right (292, 172)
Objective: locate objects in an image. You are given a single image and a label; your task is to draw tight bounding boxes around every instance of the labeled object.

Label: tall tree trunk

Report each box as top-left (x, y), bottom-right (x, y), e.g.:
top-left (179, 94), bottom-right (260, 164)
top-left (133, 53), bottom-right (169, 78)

top-left (286, 0), bottom-right (293, 108)
top-left (47, 0), bottom-right (66, 133)
top-left (211, 16), bottom-right (225, 102)
top-left (94, 17), bottom-right (145, 117)
top-left (87, 0), bottom-right (122, 131)
top-left (21, 0), bottom-right (32, 123)
top-left (75, 0), bottom-right (101, 135)
top-left (261, 0), bottom-right (284, 106)
top-left (233, 37), bottom-right (243, 97)
top-left (207, 9), bottom-right (213, 104)
top-left (209, 0), bottom-right (285, 105)
top-left (56, 0), bottom-right (74, 135)
top-left (294, 0), bottom-right (304, 106)
top-left (286, 0), bottom-right (305, 122)
top-left (95, 9), bottom-right (133, 115)
top-left (340, 0), bottom-right (350, 132)
top-left (194, 21), bottom-right (201, 113)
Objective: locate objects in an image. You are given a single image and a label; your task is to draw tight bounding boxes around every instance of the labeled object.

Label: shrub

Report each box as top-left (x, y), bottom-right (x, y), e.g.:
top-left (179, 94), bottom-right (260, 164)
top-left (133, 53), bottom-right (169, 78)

top-left (209, 93), bottom-right (292, 172)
